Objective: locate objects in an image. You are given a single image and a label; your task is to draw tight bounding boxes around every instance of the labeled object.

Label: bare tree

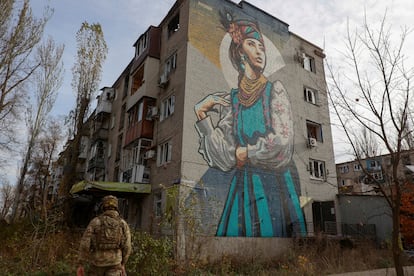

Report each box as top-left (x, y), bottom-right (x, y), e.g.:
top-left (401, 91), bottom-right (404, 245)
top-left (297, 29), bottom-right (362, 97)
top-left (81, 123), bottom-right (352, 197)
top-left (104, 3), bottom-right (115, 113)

top-left (59, 22), bottom-right (107, 223)
top-left (24, 118), bottom-right (63, 218)
top-left (402, 112), bottom-right (414, 150)
top-left (10, 38), bottom-right (64, 222)
top-left (352, 126), bottom-right (380, 159)
top-left (28, 118), bottom-right (64, 220)
top-left (0, 180), bottom-right (15, 221)
top-left (0, 0), bottom-right (51, 155)
top-left (328, 12), bottom-right (413, 276)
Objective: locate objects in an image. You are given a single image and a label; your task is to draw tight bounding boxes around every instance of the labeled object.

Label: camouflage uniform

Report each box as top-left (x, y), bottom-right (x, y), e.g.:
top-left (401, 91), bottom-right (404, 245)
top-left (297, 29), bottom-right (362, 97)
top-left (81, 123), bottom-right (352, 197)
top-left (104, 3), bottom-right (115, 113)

top-left (78, 196), bottom-right (132, 276)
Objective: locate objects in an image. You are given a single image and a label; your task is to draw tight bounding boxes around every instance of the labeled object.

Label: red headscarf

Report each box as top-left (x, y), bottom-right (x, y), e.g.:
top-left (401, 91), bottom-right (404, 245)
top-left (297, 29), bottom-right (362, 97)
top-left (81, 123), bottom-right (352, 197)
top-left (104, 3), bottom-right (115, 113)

top-left (228, 20), bottom-right (264, 47)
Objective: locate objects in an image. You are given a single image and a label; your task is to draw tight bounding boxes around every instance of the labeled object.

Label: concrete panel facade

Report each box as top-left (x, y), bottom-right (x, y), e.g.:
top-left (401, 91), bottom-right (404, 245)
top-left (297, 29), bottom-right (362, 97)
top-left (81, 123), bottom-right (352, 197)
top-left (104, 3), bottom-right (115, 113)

top-left (68, 0), bottom-right (339, 261)
top-left (179, 0), bottom-right (337, 239)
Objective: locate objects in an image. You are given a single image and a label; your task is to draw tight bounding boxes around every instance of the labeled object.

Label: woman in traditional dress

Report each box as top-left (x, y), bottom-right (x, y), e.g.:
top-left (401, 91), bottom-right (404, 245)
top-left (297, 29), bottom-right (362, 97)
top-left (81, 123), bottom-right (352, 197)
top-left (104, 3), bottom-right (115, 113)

top-left (194, 14), bottom-right (306, 237)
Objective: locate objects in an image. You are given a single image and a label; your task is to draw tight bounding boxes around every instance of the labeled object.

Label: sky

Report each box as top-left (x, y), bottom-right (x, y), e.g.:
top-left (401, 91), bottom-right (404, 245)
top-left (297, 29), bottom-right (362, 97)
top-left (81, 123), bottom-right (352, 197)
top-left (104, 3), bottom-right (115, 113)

top-left (3, 0), bottom-right (413, 184)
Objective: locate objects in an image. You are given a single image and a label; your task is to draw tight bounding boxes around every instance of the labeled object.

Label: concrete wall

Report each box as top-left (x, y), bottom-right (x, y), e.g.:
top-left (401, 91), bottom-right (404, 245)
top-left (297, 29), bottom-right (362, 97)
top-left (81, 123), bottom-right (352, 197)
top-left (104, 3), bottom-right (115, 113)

top-left (180, 236), bottom-right (292, 263)
top-left (337, 194), bottom-right (392, 242)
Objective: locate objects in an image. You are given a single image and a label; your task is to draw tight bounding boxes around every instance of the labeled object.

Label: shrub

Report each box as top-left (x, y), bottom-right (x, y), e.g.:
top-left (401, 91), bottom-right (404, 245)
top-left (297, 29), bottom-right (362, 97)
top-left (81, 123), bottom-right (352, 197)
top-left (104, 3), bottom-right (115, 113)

top-left (126, 231), bottom-right (174, 275)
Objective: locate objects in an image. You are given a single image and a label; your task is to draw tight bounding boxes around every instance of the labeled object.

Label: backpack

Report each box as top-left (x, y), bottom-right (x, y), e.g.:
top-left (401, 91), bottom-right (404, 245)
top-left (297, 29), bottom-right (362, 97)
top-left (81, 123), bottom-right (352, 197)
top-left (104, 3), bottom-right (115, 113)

top-left (96, 214), bottom-right (123, 250)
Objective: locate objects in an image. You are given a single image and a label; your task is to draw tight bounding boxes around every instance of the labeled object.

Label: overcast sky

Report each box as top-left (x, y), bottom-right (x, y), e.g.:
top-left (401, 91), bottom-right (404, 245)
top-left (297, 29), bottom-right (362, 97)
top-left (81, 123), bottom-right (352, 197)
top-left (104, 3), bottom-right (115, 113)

top-left (4, 0), bottom-right (411, 183)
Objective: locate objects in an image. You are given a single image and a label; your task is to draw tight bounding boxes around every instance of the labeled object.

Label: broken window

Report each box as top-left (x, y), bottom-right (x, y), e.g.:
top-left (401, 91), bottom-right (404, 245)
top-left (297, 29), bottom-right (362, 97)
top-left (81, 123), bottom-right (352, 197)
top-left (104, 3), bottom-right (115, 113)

top-left (168, 13), bottom-right (180, 37)
top-left (303, 53), bottom-right (315, 73)
top-left (309, 159), bottom-right (326, 180)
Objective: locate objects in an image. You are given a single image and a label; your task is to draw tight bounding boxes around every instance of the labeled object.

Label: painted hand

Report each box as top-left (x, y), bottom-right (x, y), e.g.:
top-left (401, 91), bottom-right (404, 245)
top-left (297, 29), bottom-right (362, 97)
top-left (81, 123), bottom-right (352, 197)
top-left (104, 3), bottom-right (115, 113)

top-left (194, 92), bottom-right (230, 120)
top-left (236, 146), bottom-right (247, 168)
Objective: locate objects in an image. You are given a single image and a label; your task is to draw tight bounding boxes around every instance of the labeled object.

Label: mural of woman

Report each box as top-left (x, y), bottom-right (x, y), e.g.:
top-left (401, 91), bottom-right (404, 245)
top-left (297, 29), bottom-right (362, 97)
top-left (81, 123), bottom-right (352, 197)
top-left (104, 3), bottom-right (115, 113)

top-left (194, 13), bottom-right (306, 237)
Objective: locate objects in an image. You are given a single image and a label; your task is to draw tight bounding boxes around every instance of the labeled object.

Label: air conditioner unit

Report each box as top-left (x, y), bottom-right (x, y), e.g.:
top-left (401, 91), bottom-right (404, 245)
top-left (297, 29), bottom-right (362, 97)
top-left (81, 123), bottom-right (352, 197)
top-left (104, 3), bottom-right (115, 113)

top-left (158, 73), bottom-right (169, 88)
top-left (144, 150), bottom-right (155, 159)
top-left (309, 137), bottom-right (318, 147)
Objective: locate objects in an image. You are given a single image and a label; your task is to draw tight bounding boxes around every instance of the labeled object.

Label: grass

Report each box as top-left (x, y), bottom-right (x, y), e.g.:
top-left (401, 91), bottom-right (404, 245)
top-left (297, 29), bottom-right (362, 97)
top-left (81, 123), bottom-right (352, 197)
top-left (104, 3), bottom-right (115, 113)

top-left (0, 219), bottom-right (412, 275)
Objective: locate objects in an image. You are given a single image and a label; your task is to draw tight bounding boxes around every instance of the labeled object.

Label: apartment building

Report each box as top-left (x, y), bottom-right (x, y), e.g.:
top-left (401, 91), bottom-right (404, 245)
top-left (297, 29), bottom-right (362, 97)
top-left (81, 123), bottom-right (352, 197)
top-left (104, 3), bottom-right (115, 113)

top-left (68, 0), bottom-right (338, 260)
top-left (336, 151), bottom-right (414, 246)
top-left (336, 150), bottom-right (414, 195)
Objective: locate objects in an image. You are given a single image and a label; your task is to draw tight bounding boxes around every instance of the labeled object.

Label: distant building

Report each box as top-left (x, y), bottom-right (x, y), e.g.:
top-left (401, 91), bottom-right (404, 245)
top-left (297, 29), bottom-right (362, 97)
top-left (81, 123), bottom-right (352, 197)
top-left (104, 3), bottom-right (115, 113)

top-left (336, 151), bottom-right (414, 247)
top-left (336, 150), bottom-right (414, 195)
top-left (61, 0), bottom-right (338, 261)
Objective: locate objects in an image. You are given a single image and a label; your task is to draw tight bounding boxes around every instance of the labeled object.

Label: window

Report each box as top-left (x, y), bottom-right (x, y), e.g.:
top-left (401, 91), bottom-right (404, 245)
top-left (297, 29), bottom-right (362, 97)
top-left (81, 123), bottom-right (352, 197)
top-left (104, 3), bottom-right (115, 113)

top-left (306, 120), bottom-right (323, 142)
top-left (106, 91), bottom-right (112, 101)
top-left (160, 53), bottom-right (177, 87)
top-left (122, 149), bottom-right (132, 169)
top-left (132, 146), bottom-right (147, 165)
top-left (364, 171), bottom-right (384, 183)
top-left (110, 114), bottom-right (115, 129)
top-left (304, 87), bottom-right (318, 105)
top-left (107, 144), bottom-right (112, 158)
top-left (123, 75), bottom-right (129, 98)
top-left (146, 105), bottom-right (157, 120)
top-left (155, 193), bottom-right (162, 217)
top-left (114, 88), bottom-right (118, 101)
top-left (309, 159), bottom-right (326, 180)
top-left (89, 143), bottom-right (97, 159)
top-left (164, 52), bottom-right (177, 77)
top-left (127, 111), bottom-right (133, 127)
top-left (126, 101), bottom-right (144, 126)
top-left (137, 102), bottom-right (143, 122)
top-left (160, 95), bottom-right (175, 121)
top-left (339, 165), bottom-right (349, 174)
top-left (119, 104), bottom-right (126, 130)
top-left (371, 172), bottom-right (383, 181)
top-left (135, 32), bottom-right (148, 58)
top-left (96, 141), bottom-right (104, 159)
top-left (368, 160), bottom-right (380, 169)
top-left (168, 13), bottom-right (180, 37)
top-left (116, 134), bottom-right (123, 161)
top-left (113, 166), bottom-right (119, 182)
top-left (354, 163), bottom-right (362, 171)
top-left (158, 140), bottom-right (172, 166)
top-left (402, 154), bottom-right (411, 165)
top-left (303, 53), bottom-right (315, 72)
top-left (131, 66), bottom-right (144, 95)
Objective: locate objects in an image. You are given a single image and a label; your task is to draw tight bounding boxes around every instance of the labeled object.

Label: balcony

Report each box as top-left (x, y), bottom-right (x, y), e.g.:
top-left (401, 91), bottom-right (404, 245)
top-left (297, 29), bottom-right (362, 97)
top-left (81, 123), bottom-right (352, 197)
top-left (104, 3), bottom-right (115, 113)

top-left (88, 156), bottom-right (105, 171)
top-left (124, 117), bottom-right (154, 147)
top-left (96, 87), bottom-right (113, 114)
top-left (91, 128), bottom-right (109, 141)
top-left (122, 164), bottom-right (150, 184)
top-left (124, 97), bottom-right (156, 147)
top-left (96, 100), bottom-right (112, 114)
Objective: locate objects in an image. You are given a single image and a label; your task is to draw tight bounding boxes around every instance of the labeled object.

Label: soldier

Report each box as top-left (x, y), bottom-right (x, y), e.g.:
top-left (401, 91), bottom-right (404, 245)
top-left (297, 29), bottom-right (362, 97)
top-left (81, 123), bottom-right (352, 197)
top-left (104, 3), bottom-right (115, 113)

top-left (77, 195), bottom-right (132, 276)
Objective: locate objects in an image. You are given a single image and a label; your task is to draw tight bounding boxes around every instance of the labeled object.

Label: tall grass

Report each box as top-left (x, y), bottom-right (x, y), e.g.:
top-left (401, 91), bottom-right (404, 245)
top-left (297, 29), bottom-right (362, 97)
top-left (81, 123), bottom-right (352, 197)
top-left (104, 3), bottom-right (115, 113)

top-left (1, 220), bottom-right (411, 275)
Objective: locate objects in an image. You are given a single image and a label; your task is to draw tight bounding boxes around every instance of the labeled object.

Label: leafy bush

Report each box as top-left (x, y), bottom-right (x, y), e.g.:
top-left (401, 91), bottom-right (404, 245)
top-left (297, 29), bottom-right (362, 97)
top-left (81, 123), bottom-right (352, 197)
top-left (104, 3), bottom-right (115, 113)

top-left (126, 231), bottom-right (174, 275)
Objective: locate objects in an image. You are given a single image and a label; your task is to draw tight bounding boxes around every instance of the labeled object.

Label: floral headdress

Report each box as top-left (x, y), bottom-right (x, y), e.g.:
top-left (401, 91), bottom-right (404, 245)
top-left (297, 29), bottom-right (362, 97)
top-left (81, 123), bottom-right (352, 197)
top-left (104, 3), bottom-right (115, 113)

top-left (220, 11), bottom-right (264, 46)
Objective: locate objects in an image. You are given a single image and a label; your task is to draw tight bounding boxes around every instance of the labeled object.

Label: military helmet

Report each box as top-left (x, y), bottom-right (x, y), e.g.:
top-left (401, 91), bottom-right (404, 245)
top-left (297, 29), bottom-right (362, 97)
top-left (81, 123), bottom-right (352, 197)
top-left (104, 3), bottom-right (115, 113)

top-left (102, 195), bottom-right (118, 210)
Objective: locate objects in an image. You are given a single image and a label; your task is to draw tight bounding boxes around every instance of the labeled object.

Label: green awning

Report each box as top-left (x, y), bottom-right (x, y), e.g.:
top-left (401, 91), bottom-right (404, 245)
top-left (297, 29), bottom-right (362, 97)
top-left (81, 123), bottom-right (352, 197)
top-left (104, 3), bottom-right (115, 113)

top-left (70, 180), bottom-right (151, 194)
